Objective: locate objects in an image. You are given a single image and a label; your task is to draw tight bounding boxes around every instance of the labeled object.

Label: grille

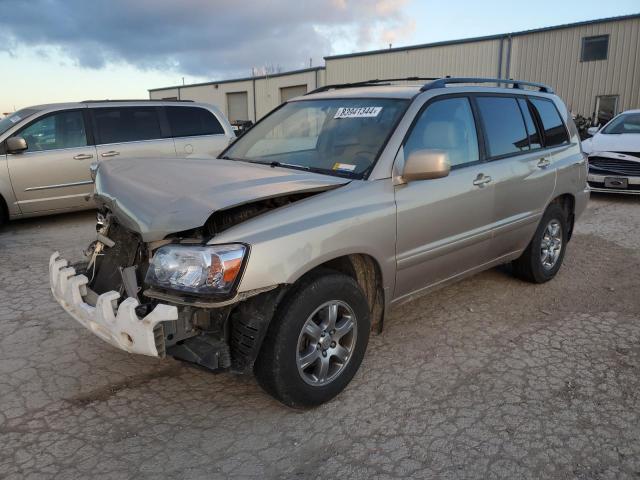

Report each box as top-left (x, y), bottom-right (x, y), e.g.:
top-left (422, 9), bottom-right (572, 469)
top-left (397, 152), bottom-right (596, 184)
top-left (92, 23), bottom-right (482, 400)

top-left (589, 156), bottom-right (640, 177)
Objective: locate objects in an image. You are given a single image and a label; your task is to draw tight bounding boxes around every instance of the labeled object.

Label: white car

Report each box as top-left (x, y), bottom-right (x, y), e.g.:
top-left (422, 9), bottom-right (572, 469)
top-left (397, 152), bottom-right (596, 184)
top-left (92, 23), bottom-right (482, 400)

top-left (582, 110), bottom-right (640, 194)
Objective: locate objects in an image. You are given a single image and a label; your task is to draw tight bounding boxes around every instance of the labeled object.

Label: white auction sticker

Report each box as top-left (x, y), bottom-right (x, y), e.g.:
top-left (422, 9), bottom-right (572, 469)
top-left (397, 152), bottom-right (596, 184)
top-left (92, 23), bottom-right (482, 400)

top-left (8, 116), bottom-right (21, 124)
top-left (334, 106), bottom-right (382, 119)
top-left (332, 162), bottom-right (356, 172)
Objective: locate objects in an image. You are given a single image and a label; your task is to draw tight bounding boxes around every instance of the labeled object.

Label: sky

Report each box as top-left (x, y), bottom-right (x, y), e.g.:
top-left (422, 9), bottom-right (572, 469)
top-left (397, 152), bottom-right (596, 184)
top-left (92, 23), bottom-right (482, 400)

top-left (0, 0), bottom-right (638, 113)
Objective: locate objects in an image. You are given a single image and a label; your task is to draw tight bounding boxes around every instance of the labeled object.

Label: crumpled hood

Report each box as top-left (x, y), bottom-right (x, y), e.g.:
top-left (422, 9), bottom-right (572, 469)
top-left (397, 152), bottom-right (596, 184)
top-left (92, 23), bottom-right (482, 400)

top-left (583, 133), bottom-right (640, 154)
top-left (94, 157), bottom-right (349, 242)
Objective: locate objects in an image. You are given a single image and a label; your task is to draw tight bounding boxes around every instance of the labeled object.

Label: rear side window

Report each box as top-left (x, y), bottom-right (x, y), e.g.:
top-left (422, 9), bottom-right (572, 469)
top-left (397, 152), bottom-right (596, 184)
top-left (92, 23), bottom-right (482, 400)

top-left (167, 106), bottom-right (224, 137)
top-left (93, 107), bottom-right (162, 144)
top-left (529, 98), bottom-right (569, 147)
top-left (404, 97), bottom-right (479, 168)
top-left (517, 98), bottom-right (542, 149)
top-left (476, 96), bottom-right (529, 157)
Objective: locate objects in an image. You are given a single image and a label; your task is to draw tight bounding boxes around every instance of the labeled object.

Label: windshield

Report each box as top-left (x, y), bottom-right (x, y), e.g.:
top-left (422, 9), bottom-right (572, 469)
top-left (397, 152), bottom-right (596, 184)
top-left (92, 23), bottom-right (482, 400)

top-left (601, 113), bottom-right (640, 134)
top-left (222, 98), bottom-right (409, 178)
top-left (0, 108), bottom-right (40, 136)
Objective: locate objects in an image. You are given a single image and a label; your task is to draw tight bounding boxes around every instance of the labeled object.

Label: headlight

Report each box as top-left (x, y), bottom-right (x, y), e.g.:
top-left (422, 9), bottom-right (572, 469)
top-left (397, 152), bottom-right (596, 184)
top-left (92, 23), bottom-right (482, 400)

top-left (145, 244), bottom-right (247, 295)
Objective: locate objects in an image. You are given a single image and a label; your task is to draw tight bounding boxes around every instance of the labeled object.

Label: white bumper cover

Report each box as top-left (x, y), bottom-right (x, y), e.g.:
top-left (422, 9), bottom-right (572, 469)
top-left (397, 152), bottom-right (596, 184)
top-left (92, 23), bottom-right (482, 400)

top-left (49, 252), bottom-right (178, 356)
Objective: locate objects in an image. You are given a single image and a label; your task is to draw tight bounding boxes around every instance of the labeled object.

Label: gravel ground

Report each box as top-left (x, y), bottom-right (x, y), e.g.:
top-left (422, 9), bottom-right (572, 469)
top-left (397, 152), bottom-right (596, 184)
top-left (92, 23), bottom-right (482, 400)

top-left (0, 193), bottom-right (639, 479)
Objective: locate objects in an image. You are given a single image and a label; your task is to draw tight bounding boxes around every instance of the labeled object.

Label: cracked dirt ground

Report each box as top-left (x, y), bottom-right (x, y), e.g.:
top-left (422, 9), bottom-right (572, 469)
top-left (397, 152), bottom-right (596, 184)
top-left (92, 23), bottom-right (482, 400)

top-left (1, 194), bottom-right (639, 479)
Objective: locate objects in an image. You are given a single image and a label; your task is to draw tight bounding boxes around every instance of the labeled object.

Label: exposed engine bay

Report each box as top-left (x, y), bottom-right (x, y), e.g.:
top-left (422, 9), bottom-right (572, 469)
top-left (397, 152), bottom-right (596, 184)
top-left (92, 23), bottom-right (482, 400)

top-left (77, 193), bottom-right (320, 373)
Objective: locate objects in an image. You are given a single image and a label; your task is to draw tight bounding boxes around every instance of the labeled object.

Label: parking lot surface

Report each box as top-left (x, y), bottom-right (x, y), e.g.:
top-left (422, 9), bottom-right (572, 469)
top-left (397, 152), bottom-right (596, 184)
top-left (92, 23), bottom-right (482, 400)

top-left (1, 194), bottom-right (639, 480)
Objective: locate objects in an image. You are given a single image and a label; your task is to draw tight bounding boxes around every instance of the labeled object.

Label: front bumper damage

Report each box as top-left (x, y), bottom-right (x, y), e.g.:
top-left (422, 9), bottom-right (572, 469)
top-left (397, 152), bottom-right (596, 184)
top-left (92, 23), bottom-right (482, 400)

top-left (49, 252), bottom-right (178, 357)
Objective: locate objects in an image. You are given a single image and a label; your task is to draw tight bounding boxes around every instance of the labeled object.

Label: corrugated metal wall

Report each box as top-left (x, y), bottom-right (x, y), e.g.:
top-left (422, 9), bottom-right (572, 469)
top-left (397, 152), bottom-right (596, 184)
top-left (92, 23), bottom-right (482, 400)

top-left (508, 17), bottom-right (640, 117)
top-left (253, 69), bottom-right (322, 118)
top-left (325, 39), bottom-right (502, 84)
top-left (149, 68), bottom-right (324, 121)
top-left (149, 80), bottom-right (256, 120)
top-left (149, 16), bottom-right (639, 121)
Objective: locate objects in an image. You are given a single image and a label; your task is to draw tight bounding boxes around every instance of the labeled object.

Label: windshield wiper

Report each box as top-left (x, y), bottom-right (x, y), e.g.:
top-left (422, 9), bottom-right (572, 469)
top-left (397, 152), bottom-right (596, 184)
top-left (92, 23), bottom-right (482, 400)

top-left (267, 160), bottom-right (310, 170)
top-left (223, 157), bottom-right (358, 178)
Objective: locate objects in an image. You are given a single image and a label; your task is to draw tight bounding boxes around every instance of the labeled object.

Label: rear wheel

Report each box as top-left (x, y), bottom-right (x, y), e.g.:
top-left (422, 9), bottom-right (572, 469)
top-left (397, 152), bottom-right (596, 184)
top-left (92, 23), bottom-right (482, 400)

top-left (512, 203), bottom-right (568, 283)
top-left (255, 271), bottom-right (370, 408)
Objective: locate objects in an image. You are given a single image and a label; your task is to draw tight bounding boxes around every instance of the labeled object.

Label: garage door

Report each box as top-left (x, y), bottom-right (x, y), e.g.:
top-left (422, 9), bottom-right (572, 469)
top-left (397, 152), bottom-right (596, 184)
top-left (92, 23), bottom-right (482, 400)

top-left (226, 92), bottom-right (249, 123)
top-left (280, 85), bottom-right (308, 103)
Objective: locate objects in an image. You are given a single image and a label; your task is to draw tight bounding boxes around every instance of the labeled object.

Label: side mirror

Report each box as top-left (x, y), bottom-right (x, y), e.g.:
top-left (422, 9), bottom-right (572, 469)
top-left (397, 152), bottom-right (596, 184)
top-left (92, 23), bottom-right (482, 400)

top-left (587, 126), bottom-right (599, 136)
top-left (402, 149), bottom-right (450, 182)
top-left (6, 136), bottom-right (28, 154)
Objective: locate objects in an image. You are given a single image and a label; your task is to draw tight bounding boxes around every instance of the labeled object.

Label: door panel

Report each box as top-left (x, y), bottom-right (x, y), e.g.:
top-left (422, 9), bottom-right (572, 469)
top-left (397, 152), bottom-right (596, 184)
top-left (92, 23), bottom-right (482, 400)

top-left (174, 135), bottom-right (230, 158)
top-left (395, 165), bottom-right (495, 300)
top-left (95, 138), bottom-right (177, 160)
top-left (481, 96), bottom-right (564, 259)
top-left (394, 96), bottom-right (493, 301)
top-left (7, 110), bottom-right (97, 213)
top-left (482, 153), bottom-right (555, 258)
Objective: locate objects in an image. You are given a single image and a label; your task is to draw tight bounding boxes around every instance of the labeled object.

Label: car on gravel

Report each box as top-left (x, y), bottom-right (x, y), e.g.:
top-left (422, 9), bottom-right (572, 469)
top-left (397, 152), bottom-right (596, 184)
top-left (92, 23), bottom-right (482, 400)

top-left (49, 77), bottom-right (589, 407)
top-left (582, 109), bottom-right (640, 194)
top-left (0, 100), bottom-right (234, 223)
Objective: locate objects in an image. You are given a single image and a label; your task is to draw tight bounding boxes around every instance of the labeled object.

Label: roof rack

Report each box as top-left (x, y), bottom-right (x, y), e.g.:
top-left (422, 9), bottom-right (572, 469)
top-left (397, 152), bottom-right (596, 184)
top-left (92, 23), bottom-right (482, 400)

top-left (420, 77), bottom-right (554, 93)
top-left (307, 77), bottom-right (440, 95)
top-left (81, 99), bottom-right (194, 103)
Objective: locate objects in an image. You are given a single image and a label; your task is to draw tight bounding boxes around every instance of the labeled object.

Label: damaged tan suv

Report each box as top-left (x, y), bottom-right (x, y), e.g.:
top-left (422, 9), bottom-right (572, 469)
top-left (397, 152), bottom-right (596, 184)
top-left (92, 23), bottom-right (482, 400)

top-left (50, 77), bottom-right (589, 407)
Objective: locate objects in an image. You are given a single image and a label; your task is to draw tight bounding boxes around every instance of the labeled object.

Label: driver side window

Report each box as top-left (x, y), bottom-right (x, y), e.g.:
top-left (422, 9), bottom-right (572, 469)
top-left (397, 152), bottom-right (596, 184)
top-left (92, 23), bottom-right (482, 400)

top-left (18, 111), bottom-right (87, 152)
top-left (405, 97), bottom-right (479, 168)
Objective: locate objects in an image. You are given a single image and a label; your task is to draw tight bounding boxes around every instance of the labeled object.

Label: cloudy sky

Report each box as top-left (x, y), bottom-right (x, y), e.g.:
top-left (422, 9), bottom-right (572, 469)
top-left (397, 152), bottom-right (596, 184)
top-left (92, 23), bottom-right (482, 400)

top-left (0, 0), bottom-right (638, 112)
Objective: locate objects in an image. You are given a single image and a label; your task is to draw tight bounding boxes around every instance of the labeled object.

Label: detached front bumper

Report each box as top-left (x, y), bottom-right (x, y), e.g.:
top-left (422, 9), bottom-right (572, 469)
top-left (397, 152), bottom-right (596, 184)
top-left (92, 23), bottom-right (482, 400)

top-left (49, 252), bottom-right (178, 357)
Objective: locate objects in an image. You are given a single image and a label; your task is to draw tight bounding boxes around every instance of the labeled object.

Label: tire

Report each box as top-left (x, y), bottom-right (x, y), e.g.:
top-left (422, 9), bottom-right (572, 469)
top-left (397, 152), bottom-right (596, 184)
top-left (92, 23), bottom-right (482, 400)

top-left (255, 271), bottom-right (370, 408)
top-left (512, 202), bottom-right (568, 283)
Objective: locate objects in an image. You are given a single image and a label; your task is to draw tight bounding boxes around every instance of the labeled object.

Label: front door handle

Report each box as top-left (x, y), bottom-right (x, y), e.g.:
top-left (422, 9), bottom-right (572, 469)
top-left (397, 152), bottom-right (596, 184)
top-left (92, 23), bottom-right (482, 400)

top-left (73, 153), bottom-right (93, 160)
top-left (537, 157), bottom-right (551, 168)
top-left (101, 151), bottom-right (120, 158)
top-left (473, 174), bottom-right (492, 187)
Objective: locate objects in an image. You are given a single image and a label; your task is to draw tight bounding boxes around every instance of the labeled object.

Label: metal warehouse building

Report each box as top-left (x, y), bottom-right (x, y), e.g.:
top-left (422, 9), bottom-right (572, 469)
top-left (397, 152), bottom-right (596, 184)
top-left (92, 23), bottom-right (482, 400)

top-left (149, 13), bottom-right (640, 126)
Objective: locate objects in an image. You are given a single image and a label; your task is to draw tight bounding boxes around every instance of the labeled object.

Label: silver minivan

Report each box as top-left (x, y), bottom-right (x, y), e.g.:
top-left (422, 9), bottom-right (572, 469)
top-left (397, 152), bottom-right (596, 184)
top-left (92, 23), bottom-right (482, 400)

top-left (50, 78), bottom-right (589, 407)
top-left (0, 100), bottom-right (234, 222)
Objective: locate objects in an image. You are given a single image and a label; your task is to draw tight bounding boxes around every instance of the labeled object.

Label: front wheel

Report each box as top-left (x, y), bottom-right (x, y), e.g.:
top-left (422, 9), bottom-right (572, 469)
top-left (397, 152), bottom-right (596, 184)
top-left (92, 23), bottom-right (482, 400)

top-left (512, 202), bottom-right (568, 283)
top-left (255, 272), bottom-right (370, 408)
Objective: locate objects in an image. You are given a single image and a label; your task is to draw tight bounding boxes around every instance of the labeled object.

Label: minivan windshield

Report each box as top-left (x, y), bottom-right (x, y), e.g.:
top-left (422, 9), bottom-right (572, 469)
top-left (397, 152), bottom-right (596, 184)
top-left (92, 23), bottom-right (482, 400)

top-left (222, 98), bottom-right (409, 178)
top-left (0, 108), bottom-right (40, 136)
top-left (601, 113), bottom-right (640, 134)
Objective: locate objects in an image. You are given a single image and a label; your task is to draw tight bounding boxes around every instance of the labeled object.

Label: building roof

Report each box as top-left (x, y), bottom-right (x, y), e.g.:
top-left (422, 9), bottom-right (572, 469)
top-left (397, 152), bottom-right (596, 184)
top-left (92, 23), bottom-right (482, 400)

top-left (148, 66), bottom-right (325, 92)
top-left (324, 12), bottom-right (640, 60)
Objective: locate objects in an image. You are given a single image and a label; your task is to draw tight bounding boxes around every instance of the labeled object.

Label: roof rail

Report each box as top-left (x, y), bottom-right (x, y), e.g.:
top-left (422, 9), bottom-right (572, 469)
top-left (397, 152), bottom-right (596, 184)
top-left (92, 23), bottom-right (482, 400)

top-left (81, 99), bottom-right (194, 103)
top-left (307, 77), bottom-right (440, 95)
top-left (420, 77), bottom-right (554, 93)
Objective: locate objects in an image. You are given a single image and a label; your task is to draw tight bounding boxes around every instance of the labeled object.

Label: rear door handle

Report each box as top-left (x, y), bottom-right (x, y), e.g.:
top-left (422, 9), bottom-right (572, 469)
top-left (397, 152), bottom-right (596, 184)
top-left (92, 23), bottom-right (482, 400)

top-left (473, 174), bottom-right (492, 187)
top-left (101, 151), bottom-right (120, 158)
top-left (73, 153), bottom-right (93, 160)
top-left (537, 157), bottom-right (551, 168)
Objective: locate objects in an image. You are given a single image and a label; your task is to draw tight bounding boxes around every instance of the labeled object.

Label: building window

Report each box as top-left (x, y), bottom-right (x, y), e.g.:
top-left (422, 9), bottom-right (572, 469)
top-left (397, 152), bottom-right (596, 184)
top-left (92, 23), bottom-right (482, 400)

top-left (594, 95), bottom-right (618, 126)
top-left (581, 35), bottom-right (609, 62)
